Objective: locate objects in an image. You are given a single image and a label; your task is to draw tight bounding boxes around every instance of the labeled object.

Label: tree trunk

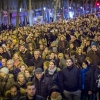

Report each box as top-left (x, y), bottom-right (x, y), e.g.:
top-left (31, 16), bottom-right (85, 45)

top-left (53, 0), bottom-right (59, 21)
top-left (16, 0), bottom-right (23, 28)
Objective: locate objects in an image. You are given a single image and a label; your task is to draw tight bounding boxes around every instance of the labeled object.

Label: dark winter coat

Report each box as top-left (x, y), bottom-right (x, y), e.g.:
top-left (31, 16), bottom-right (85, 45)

top-left (81, 67), bottom-right (93, 95)
top-left (9, 67), bottom-right (20, 81)
top-left (59, 66), bottom-right (81, 92)
top-left (19, 50), bottom-right (32, 65)
top-left (29, 57), bottom-right (44, 69)
top-left (32, 75), bottom-right (51, 99)
top-left (18, 95), bottom-right (45, 100)
top-left (87, 50), bottom-right (100, 66)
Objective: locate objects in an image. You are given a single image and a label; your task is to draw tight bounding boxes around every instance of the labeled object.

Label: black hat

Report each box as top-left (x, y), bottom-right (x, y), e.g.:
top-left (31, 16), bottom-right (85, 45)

top-left (49, 85), bottom-right (60, 96)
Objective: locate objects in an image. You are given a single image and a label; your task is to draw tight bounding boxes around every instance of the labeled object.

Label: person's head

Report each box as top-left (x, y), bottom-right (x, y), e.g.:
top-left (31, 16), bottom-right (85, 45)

top-left (58, 53), bottom-right (64, 60)
top-left (82, 60), bottom-right (88, 69)
top-left (77, 47), bottom-right (83, 54)
top-left (91, 42), bottom-right (97, 51)
top-left (49, 85), bottom-right (61, 99)
top-left (85, 57), bottom-right (92, 64)
top-left (70, 43), bottom-right (74, 49)
top-left (26, 82), bottom-right (36, 98)
top-left (7, 59), bottom-right (14, 70)
top-left (60, 35), bottom-right (65, 41)
top-left (13, 52), bottom-right (22, 61)
top-left (19, 63), bottom-right (28, 73)
top-left (9, 83), bottom-right (20, 97)
top-left (19, 45), bottom-right (26, 53)
top-left (43, 61), bottom-right (49, 71)
top-left (0, 46), bottom-right (4, 54)
top-left (49, 60), bottom-right (56, 70)
top-left (1, 58), bottom-right (7, 67)
top-left (34, 50), bottom-right (40, 59)
top-left (24, 68), bottom-right (31, 78)
top-left (66, 58), bottom-right (73, 67)
top-left (35, 68), bottom-right (43, 80)
top-left (49, 52), bottom-right (55, 59)
top-left (17, 72), bottom-right (25, 84)
top-left (0, 67), bottom-right (9, 78)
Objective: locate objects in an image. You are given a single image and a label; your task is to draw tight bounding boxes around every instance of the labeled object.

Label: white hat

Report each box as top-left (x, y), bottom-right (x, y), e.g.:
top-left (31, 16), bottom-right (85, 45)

top-left (0, 67), bottom-right (9, 74)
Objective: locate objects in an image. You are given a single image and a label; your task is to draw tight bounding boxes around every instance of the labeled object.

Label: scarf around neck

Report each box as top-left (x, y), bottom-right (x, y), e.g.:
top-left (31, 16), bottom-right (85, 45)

top-left (48, 67), bottom-right (57, 75)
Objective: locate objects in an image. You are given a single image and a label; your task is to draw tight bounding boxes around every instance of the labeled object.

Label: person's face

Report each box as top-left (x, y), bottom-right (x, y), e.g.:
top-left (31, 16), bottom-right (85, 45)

top-left (66, 59), bottom-right (73, 67)
top-left (78, 48), bottom-right (82, 54)
top-left (26, 85), bottom-right (36, 97)
top-left (70, 44), bottom-right (74, 49)
top-left (7, 62), bottom-right (13, 70)
top-left (0, 48), bottom-right (3, 53)
top-left (82, 62), bottom-right (87, 69)
top-left (1, 59), bottom-right (6, 67)
top-left (20, 46), bottom-right (25, 52)
top-left (10, 87), bottom-right (18, 97)
top-left (34, 51), bottom-right (39, 59)
top-left (51, 92), bottom-right (60, 99)
top-left (18, 74), bottom-right (25, 84)
top-left (61, 37), bottom-right (64, 41)
top-left (49, 61), bottom-right (55, 70)
top-left (91, 45), bottom-right (97, 51)
top-left (35, 73), bottom-right (43, 80)
top-left (0, 72), bottom-right (6, 78)
top-left (20, 65), bottom-right (26, 73)
top-left (13, 54), bottom-right (19, 60)
top-left (25, 70), bottom-right (30, 77)
top-left (50, 53), bottom-right (55, 59)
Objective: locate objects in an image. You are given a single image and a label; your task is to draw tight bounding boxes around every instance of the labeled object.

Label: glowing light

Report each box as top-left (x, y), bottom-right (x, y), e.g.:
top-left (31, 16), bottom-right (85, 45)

top-left (69, 11), bottom-right (74, 18)
top-left (20, 8), bottom-right (21, 12)
top-left (43, 7), bottom-right (46, 11)
top-left (80, 7), bottom-right (83, 9)
top-left (69, 7), bottom-right (71, 9)
top-left (97, 3), bottom-right (100, 6)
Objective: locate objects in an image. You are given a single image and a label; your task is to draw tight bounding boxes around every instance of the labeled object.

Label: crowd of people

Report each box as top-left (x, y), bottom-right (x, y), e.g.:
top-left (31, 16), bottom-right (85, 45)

top-left (0, 13), bottom-right (100, 100)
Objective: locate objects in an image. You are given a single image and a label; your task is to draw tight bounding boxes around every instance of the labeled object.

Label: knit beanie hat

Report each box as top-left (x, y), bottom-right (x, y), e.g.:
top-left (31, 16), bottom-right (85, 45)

top-left (91, 42), bottom-right (97, 47)
top-left (0, 67), bottom-right (9, 74)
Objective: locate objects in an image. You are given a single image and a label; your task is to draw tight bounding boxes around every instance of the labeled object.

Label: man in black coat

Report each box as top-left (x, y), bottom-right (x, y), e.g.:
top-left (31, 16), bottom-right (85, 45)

top-left (59, 58), bottom-right (81, 100)
top-left (18, 82), bottom-right (45, 100)
top-left (32, 68), bottom-right (51, 99)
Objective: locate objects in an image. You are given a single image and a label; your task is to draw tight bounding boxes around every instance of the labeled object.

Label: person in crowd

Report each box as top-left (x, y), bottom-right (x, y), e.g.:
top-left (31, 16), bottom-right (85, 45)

top-left (18, 82), bottom-right (45, 100)
top-left (59, 58), bottom-right (81, 100)
top-left (7, 59), bottom-right (20, 81)
top-left (5, 83), bottom-right (26, 100)
top-left (0, 67), bottom-right (15, 97)
top-left (45, 60), bottom-right (60, 88)
top-left (87, 42), bottom-right (100, 67)
top-left (81, 60), bottom-right (93, 100)
top-left (24, 68), bottom-right (34, 82)
top-left (47, 85), bottom-right (63, 100)
top-left (16, 72), bottom-right (26, 89)
top-left (12, 52), bottom-right (23, 67)
top-left (19, 45), bottom-right (32, 65)
top-left (93, 62), bottom-right (100, 100)
top-left (0, 46), bottom-right (10, 60)
top-left (18, 63), bottom-right (28, 73)
top-left (29, 50), bottom-right (44, 69)
top-left (32, 68), bottom-right (51, 99)
top-left (1, 58), bottom-right (7, 68)
top-left (58, 53), bottom-right (66, 69)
